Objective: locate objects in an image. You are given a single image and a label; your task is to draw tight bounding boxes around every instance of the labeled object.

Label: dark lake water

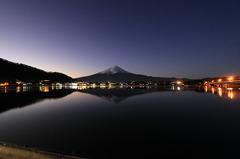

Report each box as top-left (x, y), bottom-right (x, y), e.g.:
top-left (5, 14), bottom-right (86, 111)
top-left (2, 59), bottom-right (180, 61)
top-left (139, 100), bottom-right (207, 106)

top-left (0, 86), bottom-right (240, 159)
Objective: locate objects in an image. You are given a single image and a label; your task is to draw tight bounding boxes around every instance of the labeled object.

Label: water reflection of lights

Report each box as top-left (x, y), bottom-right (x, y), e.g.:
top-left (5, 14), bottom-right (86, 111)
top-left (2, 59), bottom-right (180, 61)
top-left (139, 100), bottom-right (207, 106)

top-left (71, 85), bottom-right (78, 89)
top-left (208, 87), bottom-right (238, 99)
top-left (91, 85), bottom-right (96, 89)
top-left (108, 86), bottom-right (116, 89)
top-left (147, 86), bottom-right (152, 89)
top-left (177, 86), bottom-right (181, 91)
top-left (100, 85), bottom-right (106, 89)
top-left (218, 88), bottom-right (222, 97)
top-left (204, 86), bottom-right (208, 92)
top-left (227, 88), bottom-right (234, 99)
top-left (139, 85), bottom-right (144, 89)
top-left (39, 86), bottom-right (50, 92)
top-left (211, 87), bottom-right (215, 94)
top-left (65, 85), bottom-right (78, 89)
top-left (78, 86), bottom-right (87, 90)
top-left (228, 91), bottom-right (234, 99)
top-left (130, 86), bottom-right (135, 89)
top-left (16, 86), bottom-right (21, 93)
top-left (56, 85), bottom-right (62, 90)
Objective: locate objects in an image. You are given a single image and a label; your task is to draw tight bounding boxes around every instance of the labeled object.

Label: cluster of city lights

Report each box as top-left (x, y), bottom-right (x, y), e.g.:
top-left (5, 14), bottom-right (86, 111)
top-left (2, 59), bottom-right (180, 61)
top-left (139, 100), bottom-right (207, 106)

top-left (212, 76), bottom-right (235, 83)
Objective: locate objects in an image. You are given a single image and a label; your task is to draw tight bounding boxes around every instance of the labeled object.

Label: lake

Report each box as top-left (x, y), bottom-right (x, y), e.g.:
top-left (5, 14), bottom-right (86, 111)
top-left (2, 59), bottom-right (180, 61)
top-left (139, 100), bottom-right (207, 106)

top-left (0, 86), bottom-right (240, 159)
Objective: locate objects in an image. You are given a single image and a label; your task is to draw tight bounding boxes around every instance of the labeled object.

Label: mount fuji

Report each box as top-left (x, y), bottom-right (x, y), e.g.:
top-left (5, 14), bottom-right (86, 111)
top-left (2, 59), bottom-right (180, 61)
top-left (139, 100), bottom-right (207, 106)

top-left (76, 66), bottom-right (180, 82)
top-left (98, 66), bottom-right (132, 74)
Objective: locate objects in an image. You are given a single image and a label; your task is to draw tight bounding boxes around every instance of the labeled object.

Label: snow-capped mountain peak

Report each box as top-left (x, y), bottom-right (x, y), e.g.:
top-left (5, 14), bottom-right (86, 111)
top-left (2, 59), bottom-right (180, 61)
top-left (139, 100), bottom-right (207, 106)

top-left (98, 66), bottom-right (131, 74)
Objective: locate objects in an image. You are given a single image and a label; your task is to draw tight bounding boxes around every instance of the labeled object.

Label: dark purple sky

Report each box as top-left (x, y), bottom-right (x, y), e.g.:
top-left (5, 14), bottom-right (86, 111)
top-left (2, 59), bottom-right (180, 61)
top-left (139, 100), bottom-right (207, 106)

top-left (0, 0), bottom-right (239, 78)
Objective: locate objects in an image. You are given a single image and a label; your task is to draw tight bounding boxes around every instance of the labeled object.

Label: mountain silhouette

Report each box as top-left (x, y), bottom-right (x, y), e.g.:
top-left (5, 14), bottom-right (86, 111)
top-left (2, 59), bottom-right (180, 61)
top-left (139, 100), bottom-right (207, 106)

top-left (0, 58), bottom-right (72, 83)
top-left (76, 66), bottom-right (179, 82)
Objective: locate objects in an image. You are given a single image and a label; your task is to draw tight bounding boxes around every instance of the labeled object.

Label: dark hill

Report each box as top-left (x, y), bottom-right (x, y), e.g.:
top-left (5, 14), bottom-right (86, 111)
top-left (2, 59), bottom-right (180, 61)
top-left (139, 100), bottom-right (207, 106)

top-left (0, 58), bottom-right (72, 82)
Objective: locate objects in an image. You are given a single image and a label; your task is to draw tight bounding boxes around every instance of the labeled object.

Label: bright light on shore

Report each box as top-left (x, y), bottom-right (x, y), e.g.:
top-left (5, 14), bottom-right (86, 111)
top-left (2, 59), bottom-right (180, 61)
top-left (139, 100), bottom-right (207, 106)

top-left (228, 77), bottom-right (233, 81)
top-left (176, 81), bottom-right (182, 85)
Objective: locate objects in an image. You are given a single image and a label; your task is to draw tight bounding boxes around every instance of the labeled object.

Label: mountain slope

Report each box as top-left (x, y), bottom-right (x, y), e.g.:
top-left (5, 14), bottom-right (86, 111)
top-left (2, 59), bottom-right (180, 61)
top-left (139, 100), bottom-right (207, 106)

top-left (0, 58), bottom-right (72, 82)
top-left (76, 66), bottom-right (179, 82)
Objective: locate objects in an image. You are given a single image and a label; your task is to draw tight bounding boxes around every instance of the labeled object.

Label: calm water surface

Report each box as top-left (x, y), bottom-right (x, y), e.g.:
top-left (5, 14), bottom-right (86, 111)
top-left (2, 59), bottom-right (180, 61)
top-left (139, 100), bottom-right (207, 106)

top-left (0, 86), bottom-right (240, 159)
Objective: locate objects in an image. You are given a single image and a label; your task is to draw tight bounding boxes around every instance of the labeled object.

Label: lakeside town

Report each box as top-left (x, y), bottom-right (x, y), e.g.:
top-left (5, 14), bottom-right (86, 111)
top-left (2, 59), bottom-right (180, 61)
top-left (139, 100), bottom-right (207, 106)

top-left (1, 76), bottom-right (240, 90)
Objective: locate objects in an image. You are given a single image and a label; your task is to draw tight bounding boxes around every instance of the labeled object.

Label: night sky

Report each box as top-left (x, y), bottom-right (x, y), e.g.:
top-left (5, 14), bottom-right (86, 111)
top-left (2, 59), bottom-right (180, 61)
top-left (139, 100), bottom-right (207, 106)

top-left (0, 0), bottom-right (239, 79)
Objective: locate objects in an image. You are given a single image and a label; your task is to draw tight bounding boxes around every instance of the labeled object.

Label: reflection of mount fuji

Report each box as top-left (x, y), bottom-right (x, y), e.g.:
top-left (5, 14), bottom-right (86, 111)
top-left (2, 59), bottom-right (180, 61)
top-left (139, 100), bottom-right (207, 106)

top-left (78, 88), bottom-right (171, 104)
top-left (0, 90), bottom-right (73, 114)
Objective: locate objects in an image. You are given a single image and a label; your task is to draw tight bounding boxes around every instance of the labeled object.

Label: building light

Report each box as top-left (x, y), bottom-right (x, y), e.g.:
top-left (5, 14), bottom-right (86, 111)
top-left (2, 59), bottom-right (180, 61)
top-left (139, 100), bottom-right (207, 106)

top-left (16, 81), bottom-right (22, 85)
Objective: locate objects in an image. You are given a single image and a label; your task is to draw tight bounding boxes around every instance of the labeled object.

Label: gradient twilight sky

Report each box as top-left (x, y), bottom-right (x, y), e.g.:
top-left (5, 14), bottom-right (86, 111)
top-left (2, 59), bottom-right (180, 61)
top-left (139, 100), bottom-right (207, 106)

top-left (0, 0), bottom-right (239, 78)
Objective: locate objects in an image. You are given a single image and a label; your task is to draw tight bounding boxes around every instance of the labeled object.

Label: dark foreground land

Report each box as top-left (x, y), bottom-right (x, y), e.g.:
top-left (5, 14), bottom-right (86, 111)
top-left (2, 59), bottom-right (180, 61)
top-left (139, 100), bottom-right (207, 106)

top-left (0, 142), bottom-right (84, 159)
